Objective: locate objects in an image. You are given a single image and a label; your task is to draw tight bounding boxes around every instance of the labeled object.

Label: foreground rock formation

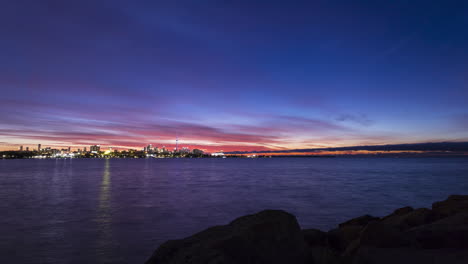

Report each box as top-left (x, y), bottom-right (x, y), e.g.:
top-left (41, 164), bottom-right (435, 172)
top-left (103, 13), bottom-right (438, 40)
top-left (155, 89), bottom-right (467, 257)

top-left (146, 195), bottom-right (468, 264)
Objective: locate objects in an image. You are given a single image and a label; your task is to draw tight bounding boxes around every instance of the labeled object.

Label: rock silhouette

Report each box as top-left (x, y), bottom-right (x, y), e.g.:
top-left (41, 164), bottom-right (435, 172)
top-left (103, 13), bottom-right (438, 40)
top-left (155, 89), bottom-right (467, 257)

top-left (146, 195), bottom-right (468, 264)
top-left (145, 210), bottom-right (308, 264)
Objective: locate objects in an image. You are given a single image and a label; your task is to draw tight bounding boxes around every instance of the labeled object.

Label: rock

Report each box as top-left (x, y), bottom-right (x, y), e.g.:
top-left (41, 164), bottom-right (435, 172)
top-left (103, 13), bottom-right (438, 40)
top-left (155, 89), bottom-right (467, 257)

top-left (147, 195), bottom-right (468, 264)
top-left (322, 215), bottom-right (379, 258)
top-left (432, 195), bottom-right (468, 217)
top-left (381, 208), bottom-right (436, 230)
top-left (328, 226), bottom-right (363, 252)
top-left (358, 221), bottom-right (411, 248)
top-left (302, 229), bottom-right (345, 264)
top-left (407, 213), bottom-right (468, 249)
top-left (356, 206), bottom-right (438, 249)
top-left (342, 238), bottom-right (360, 257)
top-left (145, 210), bottom-right (309, 264)
top-left (351, 197), bottom-right (468, 263)
top-left (338, 215), bottom-right (379, 228)
top-left (353, 247), bottom-right (468, 264)
top-left (302, 229), bottom-right (327, 248)
top-left (381, 206), bottom-right (414, 221)
top-left (309, 247), bottom-right (345, 264)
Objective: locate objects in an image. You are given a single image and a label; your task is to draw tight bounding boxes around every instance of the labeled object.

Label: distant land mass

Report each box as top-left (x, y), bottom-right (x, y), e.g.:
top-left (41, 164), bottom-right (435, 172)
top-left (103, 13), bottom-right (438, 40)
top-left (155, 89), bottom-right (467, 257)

top-left (226, 142), bottom-right (468, 155)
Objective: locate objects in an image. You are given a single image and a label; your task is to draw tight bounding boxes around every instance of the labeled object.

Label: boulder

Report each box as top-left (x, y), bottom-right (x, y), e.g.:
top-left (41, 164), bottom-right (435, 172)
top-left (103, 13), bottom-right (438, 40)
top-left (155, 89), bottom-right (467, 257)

top-left (356, 206), bottom-right (439, 249)
top-left (146, 195), bottom-right (468, 264)
top-left (145, 210), bottom-right (309, 264)
top-left (381, 208), bottom-right (436, 230)
top-left (303, 229), bottom-right (343, 264)
top-left (328, 226), bottom-right (364, 252)
top-left (353, 247), bottom-right (468, 264)
top-left (322, 215), bottom-right (380, 258)
top-left (358, 221), bottom-right (411, 248)
top-left (338, 215), bottom-right (379, 228)
top-left (381, 206), bottom-right (414, 221)
top-left (308, 247), bottom-right (345, 264)
top-left (302, 229), bottom-right (327, 248)
top-left (407, 213), bottom-right (468, 249)
top-left (432, 195), bottom-right (468, 217)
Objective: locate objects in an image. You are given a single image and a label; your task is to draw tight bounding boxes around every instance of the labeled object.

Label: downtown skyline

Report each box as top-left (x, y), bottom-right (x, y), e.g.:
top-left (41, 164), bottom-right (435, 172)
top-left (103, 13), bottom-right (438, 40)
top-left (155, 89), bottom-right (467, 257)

top-left (1, 1), bottom-right (468, 152)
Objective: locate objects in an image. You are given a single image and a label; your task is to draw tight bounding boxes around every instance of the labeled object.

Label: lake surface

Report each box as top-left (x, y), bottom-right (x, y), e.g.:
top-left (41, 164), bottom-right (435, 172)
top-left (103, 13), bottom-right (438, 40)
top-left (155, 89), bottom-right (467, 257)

top-left (1, 157), bottom-right (468, 264)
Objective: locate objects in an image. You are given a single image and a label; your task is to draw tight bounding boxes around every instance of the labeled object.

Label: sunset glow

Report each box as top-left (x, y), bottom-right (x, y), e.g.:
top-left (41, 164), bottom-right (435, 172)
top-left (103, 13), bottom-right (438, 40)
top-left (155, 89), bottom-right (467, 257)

top-left (1, 1), bottom-right (467, 152)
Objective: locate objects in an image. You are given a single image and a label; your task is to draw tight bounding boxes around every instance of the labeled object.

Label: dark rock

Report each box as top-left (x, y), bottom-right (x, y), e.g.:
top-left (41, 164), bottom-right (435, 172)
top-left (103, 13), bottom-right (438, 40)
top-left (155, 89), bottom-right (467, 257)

top-left (432, 195), bottom-right (468, 217)
top-left (145, 210), bottom-right (309, 264)
top-left (357, 206), bottom-right (437, 249)
top-left (338, 215), bottom-right (379, 228)
top-left (302, 229), bottom-right (345, 264)
top-left (381, 208), bottom-right (436, 230)
top-left (146, 195), bottom-right (468, 264)
top-left (381, 206), bottom-right (414, 221)
top-left (407, 213), bottom-right (468, 249)
top-left (342, 238), bottom-right (360, 257)
top-left (359, 223), bottom-right (411, 248)
top-left (302, 229), bottom-right (327, 248)
top-left (353, 247), bottom-right (468, 264)
top-left (309, 247), bottom-right (345, 264)
top-left (328, 226), bottom-right (363, 252)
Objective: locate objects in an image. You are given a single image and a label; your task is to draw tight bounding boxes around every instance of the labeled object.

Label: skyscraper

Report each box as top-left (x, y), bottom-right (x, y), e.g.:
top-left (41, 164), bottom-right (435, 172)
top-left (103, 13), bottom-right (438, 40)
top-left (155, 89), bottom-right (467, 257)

top-left (38, 144), bottom-right (41, 151)
top-left (19, 146), bottom-right (23, 151)
top-left (145, 144), bottom-right (153, 153)
top-left (90, 145), bottom-right (100, 153)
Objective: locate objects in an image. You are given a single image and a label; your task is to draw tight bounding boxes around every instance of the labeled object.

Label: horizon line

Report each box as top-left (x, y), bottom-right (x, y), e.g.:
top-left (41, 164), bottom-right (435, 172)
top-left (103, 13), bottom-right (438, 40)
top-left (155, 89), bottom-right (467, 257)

top-left (2, 141), bottom-right (468, 154)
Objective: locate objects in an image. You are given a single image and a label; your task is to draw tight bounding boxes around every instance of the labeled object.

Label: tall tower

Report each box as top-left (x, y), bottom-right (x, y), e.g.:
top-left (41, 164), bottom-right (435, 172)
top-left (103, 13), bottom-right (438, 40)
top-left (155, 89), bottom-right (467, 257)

top-left (175, 135), bottom-right (179, 151)
top-left (38, 144), bottom-right (41, 151)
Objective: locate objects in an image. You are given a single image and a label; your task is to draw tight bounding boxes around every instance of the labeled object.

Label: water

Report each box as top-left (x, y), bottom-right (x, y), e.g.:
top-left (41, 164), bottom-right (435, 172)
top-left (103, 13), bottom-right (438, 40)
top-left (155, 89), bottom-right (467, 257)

top-left (1, 157), bottom-right (467, 264)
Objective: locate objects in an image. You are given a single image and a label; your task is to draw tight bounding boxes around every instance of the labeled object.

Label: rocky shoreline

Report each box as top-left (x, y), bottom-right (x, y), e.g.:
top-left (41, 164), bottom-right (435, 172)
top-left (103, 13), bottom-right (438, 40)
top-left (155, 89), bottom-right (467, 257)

top-left (146, 195), bottom-right (468, 264)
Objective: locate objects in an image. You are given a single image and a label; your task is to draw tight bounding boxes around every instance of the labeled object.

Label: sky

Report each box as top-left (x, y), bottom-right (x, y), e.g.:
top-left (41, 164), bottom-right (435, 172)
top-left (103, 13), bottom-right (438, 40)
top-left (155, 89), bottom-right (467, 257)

top-left (1, 0), bottom-right (468, 152)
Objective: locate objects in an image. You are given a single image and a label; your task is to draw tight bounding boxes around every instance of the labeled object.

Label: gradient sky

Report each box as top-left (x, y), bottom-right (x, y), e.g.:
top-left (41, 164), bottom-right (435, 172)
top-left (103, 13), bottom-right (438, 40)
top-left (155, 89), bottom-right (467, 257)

top-left (1, 0), bottom-right (468, 152)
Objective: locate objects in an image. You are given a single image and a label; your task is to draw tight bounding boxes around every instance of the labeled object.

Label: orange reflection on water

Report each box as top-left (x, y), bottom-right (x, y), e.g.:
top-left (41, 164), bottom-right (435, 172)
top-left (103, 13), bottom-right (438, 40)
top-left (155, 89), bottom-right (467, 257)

top-left (229, 150), bottom-right (455, 156)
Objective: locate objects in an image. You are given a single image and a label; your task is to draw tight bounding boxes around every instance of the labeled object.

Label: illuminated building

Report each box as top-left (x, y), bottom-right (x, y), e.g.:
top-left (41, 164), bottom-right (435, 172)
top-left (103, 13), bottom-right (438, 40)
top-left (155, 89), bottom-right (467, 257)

top-left (181, 147), bottom-right (190, 154)
top-left (90, 145), bottom-right (100, 153)
top-left (147, 144), bottom-right (153, 152)
top-left (211, 152), bottom-right (225, 157)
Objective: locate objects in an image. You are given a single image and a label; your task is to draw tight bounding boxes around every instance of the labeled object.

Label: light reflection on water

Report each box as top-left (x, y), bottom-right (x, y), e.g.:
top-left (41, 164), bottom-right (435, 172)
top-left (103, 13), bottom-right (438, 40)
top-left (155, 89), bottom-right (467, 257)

top-left (1, 157), bottom-right (468, 264)
top-left (96, 159), bottom-right (114, 262)
top-left (98, 159), bottom-right (111, 224)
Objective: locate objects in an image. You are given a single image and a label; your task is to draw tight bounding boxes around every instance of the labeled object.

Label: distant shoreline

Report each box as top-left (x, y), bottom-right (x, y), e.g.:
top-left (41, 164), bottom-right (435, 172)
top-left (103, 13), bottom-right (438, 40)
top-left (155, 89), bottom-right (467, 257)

top-left (2, 154), bottom-right (467, 159)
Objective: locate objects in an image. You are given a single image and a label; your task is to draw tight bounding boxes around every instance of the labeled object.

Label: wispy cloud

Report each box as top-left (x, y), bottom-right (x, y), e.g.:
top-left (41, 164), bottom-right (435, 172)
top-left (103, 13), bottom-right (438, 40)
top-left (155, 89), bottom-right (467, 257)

top-left (335, 113), bottom-right (374, 126)
top-left (0, 96), bottom-right (362, 151)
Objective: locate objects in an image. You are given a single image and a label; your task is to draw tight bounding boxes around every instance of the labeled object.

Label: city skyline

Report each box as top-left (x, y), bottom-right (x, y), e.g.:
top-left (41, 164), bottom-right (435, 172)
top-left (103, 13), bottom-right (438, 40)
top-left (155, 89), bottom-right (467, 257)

top-left (4, 141), bottom-right (468, 155)
top-left (1, 1), bottom-right (468, 152)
